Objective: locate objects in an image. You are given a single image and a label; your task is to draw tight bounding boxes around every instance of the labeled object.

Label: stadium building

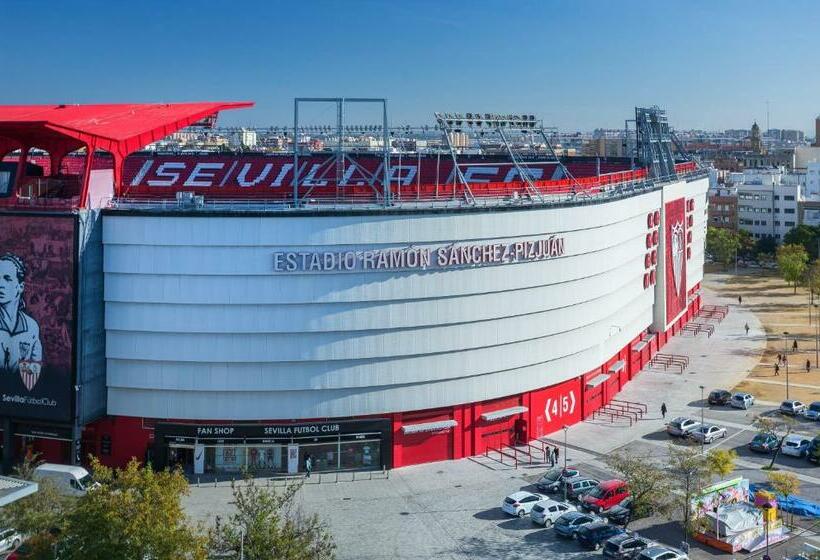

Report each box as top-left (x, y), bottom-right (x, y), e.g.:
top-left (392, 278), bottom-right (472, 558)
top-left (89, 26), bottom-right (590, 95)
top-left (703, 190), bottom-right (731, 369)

top-left (0, 101), bottom-right (707, 475)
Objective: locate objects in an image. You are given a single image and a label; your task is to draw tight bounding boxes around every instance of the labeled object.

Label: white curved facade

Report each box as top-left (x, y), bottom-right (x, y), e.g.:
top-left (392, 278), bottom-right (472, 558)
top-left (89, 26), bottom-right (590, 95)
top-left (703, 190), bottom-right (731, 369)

top-left (102, 175), bottom-right (708, 421)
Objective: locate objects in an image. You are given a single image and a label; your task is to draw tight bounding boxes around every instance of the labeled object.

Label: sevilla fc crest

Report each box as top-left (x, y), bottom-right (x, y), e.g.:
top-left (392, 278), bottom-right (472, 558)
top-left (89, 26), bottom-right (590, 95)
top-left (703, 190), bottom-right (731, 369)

top-left (19, 360), bottom-right (41, 391)
top-left (670, 221), bottom-right (684, 293)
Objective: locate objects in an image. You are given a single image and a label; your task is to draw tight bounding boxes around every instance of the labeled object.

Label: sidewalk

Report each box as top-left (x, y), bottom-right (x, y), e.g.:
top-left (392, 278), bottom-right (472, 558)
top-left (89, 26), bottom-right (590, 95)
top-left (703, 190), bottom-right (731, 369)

top-left (538, 286), bottom-right (766, 457)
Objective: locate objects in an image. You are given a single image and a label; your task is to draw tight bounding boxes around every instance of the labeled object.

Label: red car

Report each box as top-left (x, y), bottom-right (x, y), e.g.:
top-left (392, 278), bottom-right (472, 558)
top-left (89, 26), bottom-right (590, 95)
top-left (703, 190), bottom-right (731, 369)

top-left (580, 479), bottom-right (630, 513)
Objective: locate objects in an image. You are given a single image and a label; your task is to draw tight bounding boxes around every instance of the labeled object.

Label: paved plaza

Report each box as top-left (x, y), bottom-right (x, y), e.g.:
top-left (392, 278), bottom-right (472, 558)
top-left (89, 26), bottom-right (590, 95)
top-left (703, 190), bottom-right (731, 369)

top-left (182, 283), bottom-right (820, 560)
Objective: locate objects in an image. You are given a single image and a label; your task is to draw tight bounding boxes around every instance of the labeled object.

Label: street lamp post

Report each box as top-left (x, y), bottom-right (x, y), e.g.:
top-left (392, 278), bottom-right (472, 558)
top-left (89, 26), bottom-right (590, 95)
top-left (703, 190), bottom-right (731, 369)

top-left (762, 504), bottom-right (772, 560)
top-left (783, 331), bottom-right (790, 400)
top-left (699, 385), bottom-right (705, 453)
top-left (815, 304), bottom-right (819, 368)
top-left (562, 425), bottom-right (569, 501)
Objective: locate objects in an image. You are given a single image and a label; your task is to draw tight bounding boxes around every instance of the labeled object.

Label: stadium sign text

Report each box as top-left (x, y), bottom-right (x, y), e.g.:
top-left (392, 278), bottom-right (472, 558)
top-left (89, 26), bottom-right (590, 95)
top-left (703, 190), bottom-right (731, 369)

top-left (272, 236), bottom-right (565, 273)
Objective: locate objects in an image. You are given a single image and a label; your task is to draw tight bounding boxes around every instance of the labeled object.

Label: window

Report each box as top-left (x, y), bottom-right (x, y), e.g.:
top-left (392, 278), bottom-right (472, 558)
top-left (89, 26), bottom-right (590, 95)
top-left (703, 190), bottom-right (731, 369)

top-left (785, 195), bottom-right (795, 201)
top-left (785, 208), bottom-right (795, 214)
top-left (775, 221), bottom-right (781, 226)
top-left (786, 221), bottom-right (796, 226)
top-left (774, 195), bottom-right (780, 200)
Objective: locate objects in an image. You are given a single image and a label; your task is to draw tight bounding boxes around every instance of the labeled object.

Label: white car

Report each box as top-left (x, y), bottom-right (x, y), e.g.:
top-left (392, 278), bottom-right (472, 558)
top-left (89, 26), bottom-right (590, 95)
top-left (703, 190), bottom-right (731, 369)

top-left (803, 401), bottom-right (820, 421)
top-left (0, 528), bottom-right (22, 554)
top-left (666, 417), bottom-right (701, 437)
top-left (780, 400), bottom-right (807, 416)
top-left (781, 434), bottom-right (813, 458)
top-left (689, 424), bottom-right (727, 444)
top-left (730, 392), bottom-right (755, 409)
top-left (502, 491), bottom-right (547, 518)
top-left (636, 545), bottom-right (689, 560)
top-left (530, 499), bottom-right (576, 527)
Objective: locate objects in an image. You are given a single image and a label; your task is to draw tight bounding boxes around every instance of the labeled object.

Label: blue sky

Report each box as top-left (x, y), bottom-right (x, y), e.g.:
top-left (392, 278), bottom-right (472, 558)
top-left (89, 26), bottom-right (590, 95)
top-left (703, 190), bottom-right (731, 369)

top-left (3, 0), bottom-right (819, 132)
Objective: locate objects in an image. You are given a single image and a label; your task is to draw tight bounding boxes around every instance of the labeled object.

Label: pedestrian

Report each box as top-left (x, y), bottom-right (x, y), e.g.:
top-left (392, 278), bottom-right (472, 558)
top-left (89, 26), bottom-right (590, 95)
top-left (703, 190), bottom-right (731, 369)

top-left (777, 353), bottom-right (782, 365)
top-left (793, 339), bottom-right (798, 352)
top-left (553, 446), bottom-right (560, 465)
top-left (738, 295), bottom-right (742, 305)
top-left (807, 359), bottom-right (811, 373)
top-left (774, 363), bottom-right (780, 376)
top-left (661, 402), bottom-right (667, 419)
top-left (744, 323), bottom-right (750, 336)
top-left (305, 454), bottom-right (313, 478)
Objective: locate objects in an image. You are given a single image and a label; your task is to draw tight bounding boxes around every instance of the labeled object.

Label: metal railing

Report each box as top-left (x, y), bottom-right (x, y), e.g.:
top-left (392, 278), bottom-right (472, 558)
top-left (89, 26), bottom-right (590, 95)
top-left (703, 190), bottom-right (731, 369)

top-left (106, 168), bottom-right (708, 214)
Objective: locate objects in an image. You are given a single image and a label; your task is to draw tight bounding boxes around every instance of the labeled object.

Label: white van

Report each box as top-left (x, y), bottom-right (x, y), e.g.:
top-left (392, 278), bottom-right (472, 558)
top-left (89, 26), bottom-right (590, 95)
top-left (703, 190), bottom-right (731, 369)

top-left (32, 463), bottom-right (97, 496)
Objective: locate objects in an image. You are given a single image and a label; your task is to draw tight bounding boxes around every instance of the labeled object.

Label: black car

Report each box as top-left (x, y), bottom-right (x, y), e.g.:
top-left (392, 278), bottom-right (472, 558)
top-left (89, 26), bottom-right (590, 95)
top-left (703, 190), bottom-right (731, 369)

top-left (606, 496), bottom-right (634, 525)
top-left (576, 522), bottom-right (625, 550)
top-left (708, 389), bottom-right (732, 406)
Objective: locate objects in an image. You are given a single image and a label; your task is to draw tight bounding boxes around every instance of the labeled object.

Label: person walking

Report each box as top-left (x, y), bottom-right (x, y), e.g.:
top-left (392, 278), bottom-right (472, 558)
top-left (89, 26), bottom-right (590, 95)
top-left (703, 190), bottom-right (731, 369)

top-left (553, 446), bottom-right (560, 465)
top-left (774, 363), bottom-right (780, 376)
top-left (807, 359), bottom-right (811, 373)
top-left (738, 295), bottom-right (743, 305)
top-left (777, 353), bottom-right (782, 365)
top-left (793, 339), bottom-right (798, 352)
top-left (660, 402), bottom-right (667, 419)
top-left (744, 323), bottom-right (750, 336)
top-left (305, 454), bottom-right (313, 478)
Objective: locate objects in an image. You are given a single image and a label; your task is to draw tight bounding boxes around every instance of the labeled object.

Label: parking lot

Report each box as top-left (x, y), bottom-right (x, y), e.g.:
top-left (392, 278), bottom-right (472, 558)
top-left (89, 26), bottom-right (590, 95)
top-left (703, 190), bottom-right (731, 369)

top-left (182, 287), bottom-right (819, 560)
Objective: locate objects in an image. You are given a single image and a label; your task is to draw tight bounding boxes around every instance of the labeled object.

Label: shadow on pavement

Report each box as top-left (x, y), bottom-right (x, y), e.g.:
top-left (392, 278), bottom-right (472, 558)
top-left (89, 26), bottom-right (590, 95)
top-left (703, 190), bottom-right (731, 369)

top-left (472, 507), bottom-right (510, 521)
top-left (498, 517), bottom-right (540, 531)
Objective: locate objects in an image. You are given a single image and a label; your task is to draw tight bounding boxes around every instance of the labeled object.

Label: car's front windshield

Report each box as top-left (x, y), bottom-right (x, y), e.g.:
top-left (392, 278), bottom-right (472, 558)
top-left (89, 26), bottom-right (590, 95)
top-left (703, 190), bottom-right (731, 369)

top-left (78, 474), bottom-right (94, 489)
top-left (541, 468), bottom-right (562, 482)
top-left (587, 486), bottom-right (605, 499)
top-left (810, 403), bottom-right (820, 412)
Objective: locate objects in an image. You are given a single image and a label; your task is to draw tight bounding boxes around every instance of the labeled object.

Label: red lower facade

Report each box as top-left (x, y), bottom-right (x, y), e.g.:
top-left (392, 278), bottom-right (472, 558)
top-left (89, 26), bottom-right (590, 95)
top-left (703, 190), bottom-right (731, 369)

top-left (28, 287), bottom-right (702, 471)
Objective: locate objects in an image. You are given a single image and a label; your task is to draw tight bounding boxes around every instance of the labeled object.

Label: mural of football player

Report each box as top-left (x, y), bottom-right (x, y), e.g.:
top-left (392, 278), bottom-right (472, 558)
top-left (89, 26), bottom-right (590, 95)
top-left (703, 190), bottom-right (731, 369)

top-left (0, 253), bottom-right (43, 389)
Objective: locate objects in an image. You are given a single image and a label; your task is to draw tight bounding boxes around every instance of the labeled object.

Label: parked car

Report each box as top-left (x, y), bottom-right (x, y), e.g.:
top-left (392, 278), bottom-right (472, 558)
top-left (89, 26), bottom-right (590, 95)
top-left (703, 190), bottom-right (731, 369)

top-left (749, 432), bottom-right (779, 453)
top-left (636, 545), bottom-right (689, 560)
top-left (780, 400), bottom-right (807, 416)
top-left (535, 467), bottom-right (581, 493)
top-left (666, 417), bottom-right (701, 437)
top-left (708, 389), bottom-right (732, 405)
top-left (804, 401), bottom-right (820, 421)
top-left (689, 424), bottom-right (727, 444)
top-left (502, 491), bottom-right (547, 517)
top-left (530, 499), bottom-right (576, 527)
top-left (781, 434), bottom-right (813, 458)
top-left (563, 477), bottom-right (600, 500)
top-left (576, 522), bottom-right (625, 550)
top-left (808, 436), bottom-right (820, 463)
top-left (553, 511), bottom-right (601, 538)
top-left (603, 532), bottom-right (655, 560)
top-left (730, 392), bottom-right (755, 410)
top-left (605, 496), bottom-right (634, 526)
top-left (580, 479), bottom-right (630, 513)
top-left (0, 528), bottom-right (22, 554)
top-left (7, 541), bottom-right (31, 560)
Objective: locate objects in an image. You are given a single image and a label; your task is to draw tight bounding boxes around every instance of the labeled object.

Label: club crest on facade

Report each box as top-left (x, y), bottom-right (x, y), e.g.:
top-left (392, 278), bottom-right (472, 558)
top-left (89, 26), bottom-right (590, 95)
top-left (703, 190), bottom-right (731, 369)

top-left (670, 221), bottom-right (684, 293)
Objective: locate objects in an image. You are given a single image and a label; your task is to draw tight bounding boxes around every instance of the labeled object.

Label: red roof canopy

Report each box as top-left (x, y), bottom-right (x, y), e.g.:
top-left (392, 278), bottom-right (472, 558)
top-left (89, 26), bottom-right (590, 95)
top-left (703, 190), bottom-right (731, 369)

top-left (0, 101), bottom-right (253, 206)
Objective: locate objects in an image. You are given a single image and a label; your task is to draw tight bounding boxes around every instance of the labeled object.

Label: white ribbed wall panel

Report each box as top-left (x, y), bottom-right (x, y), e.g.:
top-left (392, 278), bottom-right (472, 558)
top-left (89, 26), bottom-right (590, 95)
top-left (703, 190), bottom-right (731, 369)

top-left (103, 182), bottom-right (703, 420)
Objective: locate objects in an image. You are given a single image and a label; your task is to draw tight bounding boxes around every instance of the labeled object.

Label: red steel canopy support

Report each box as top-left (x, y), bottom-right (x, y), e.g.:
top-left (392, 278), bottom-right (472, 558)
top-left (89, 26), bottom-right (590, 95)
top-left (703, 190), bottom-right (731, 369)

top-left (0, 102), bottom-right (253, 207)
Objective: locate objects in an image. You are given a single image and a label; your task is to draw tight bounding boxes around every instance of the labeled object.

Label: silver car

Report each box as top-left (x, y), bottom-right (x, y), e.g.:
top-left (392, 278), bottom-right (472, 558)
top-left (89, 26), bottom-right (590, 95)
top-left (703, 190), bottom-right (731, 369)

top-left (689, 424), bottom-right (727, 444)
top-left (0, 528), bottom-right (22, 554)
top-left (666, 417), bottom-right (701, 437)
top-left (730, 392), bottom-right (755, 409)
top-left (804, 401), bottom-right (820, 421)
top-left (780, 400), bottom-right (807, 416)
top-left (636, 546), bottom-right (689, 560)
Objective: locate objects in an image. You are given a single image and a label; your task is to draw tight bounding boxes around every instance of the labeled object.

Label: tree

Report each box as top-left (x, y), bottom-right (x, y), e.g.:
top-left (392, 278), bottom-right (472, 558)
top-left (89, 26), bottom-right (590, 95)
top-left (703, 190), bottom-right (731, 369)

top-left (604, 451), bottom-right (670, 527)
top-left (754, 415), bottom-right (796, 470)
top-left (59, 458), bottom-right (207, 560)
top-left (737, 229), bottom-right (756, 259)
top-left (806, 260), bottom-right (820, 305)
top-left (0, 454), bottom-right (73, 560)
top-left (666, 445), bottom-right (712, 546)
top-left (706, 228), bottom-right (740, 269)
top-left (209, 478), bottom-right (336, 560)
top-left (766, 471), bottom-right (800, 526)
top-left (783, 224), bottom-right (820, 259)
top-left (777, 243), bottom-right (809, 293)
top-left (705, 448), bottom-right (737, 477)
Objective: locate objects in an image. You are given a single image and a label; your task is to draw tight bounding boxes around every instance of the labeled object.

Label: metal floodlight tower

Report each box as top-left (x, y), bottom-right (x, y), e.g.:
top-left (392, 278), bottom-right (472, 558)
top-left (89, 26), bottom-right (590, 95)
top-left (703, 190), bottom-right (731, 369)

top-left (635, 106), bottom-right (677, 179)
top-left (293, 98), bottom-right (390, 206)
top-left (435, 111), bottom-right (579, 203)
